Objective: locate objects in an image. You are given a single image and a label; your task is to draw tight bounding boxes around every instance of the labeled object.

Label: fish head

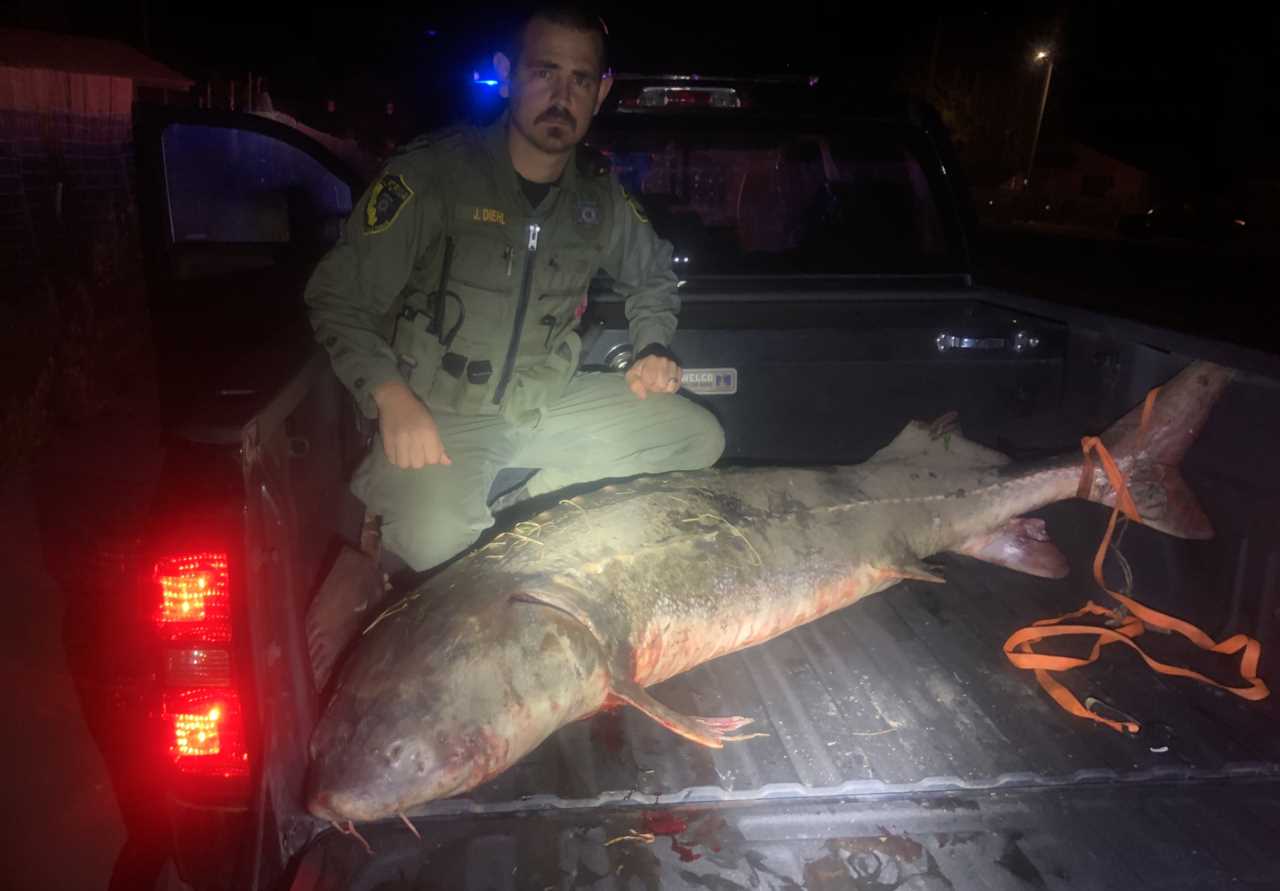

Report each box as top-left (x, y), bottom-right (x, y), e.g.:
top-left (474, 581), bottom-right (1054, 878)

top-left (306, 594), bottom-right (611, 823)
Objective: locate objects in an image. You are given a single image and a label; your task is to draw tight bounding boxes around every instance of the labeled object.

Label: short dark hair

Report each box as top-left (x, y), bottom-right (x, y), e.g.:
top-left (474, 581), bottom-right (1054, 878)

top-left (505, 3), bottom-right (610, 73)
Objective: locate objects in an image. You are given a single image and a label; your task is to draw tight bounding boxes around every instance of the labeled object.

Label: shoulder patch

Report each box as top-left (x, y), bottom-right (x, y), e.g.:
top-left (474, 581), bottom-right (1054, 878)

top-left (620, 186), bottom-right (649, 224)
top-left (365, 173), bottom-right (414, 234)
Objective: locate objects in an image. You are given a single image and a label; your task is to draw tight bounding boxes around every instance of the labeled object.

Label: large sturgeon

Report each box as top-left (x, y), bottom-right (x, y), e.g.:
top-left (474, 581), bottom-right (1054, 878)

top-left (308, 360), bottom-right (1232, 823)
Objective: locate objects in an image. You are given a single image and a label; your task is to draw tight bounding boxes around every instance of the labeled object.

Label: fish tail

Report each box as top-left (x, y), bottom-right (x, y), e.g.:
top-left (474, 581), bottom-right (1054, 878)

top-left (1083, 360), bottom-right (1233, 539)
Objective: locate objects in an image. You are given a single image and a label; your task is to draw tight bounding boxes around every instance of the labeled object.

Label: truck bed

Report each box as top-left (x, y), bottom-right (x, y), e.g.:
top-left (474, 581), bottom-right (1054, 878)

top-left (291, 369), bottom-right (1279, 889)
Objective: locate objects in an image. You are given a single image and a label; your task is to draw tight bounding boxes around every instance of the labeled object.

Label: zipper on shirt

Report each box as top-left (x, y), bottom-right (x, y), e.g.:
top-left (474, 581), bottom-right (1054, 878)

top-left (493, 223), bottom-right (540, 405)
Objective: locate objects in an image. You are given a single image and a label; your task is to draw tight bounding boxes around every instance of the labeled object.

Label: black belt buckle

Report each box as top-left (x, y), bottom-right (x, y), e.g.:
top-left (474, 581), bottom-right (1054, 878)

top-left (467, 360), bottom-right (492, 385)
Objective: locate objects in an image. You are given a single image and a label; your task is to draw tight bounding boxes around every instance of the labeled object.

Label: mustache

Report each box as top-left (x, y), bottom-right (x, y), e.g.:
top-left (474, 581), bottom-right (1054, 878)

top-left (536, 106), bottom-right (577, 127)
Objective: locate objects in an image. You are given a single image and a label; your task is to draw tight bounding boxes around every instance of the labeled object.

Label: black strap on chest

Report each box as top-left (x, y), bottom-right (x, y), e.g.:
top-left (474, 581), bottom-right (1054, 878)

top-left (424, 236), bottom-right (464, 348)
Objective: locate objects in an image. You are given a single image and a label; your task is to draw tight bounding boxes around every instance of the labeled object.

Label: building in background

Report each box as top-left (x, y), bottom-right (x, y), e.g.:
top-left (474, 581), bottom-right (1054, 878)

top-left (0, 27), bottom-right (191, 278)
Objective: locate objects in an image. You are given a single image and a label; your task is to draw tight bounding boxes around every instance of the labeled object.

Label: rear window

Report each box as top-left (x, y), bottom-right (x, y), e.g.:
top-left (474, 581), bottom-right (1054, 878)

top-left (587, 120), bottom-right (961, 275)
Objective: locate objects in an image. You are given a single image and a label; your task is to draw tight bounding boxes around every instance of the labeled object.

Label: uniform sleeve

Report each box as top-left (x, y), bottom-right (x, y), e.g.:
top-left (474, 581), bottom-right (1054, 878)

top-left (304, 159), bottom-right (443, 417)
top-left (598, 178), bottom-right (681, 354)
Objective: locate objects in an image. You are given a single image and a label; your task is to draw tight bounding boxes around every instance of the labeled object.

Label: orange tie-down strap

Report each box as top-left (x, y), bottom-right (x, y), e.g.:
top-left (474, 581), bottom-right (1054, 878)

top-left (1004, 388), bottom-right (1269, 734)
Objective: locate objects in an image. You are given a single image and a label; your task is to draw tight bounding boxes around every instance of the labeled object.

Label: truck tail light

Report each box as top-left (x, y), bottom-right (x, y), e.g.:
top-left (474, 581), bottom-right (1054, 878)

top-left (164, 689), bottom-right (249, 777)
top-left (155, 552), bottom-right (231, 643)
top-left (153, 550), bottom-right (249, 780)
top-left (164, 647), bottom-right (232, 687)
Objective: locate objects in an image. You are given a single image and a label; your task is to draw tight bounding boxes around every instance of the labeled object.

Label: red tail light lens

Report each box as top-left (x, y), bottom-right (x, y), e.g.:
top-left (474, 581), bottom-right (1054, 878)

top-left (152, 550), bottom-right (249, 782)
top-left (163, 688), bottom-right (249, 777)
top-left (155, 552), bottom-right (230, 643)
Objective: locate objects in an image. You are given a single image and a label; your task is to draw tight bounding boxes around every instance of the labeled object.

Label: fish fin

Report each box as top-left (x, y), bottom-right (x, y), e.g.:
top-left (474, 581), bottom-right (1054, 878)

top-left (878, 562), bottom-right (946, 584)
top-left (610, 678), bottom-right (760, 748)
top-left (867, 419), bottom-right (1011, 470)
top-left (1087, 361), bottom-right (1231, 539)
top-left (1128, 467), bottom-right (1213, 539)
top-left (513, 586), bottom-right (607, 647)
top-left (954, 517), bottom-right (1070, 579)
top-left (306, 546), bottom-right (386, 693)
top-left (927, 410), bottom-right (960, 439)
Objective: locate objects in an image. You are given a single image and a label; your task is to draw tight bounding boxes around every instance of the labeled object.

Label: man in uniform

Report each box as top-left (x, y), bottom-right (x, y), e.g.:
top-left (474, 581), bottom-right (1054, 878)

top-left (304, 3), bottom-right (725, 573)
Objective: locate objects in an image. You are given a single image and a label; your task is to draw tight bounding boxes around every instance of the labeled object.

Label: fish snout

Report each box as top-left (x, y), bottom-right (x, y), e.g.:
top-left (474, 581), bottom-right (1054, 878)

top-left (307, 785), bottom-right (388, 824)
top-left (384, 738), bottom-right (428, 775)
top-left (307, 789), bottom-right (343, 823)
top-left (306, 734), bottom-right (445, 822)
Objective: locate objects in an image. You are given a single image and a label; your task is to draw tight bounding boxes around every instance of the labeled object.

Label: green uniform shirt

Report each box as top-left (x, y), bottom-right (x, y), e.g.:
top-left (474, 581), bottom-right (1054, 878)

top-left (304, 111), bottom-right (681, 422)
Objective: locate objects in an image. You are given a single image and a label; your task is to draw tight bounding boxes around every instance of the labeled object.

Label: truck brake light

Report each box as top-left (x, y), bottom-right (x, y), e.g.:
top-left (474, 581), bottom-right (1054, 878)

top-left (164, 688), bottom-right (249, 777)
top-left (152, 550), bottom-right (249, 780)
top-left (155, 552), bottom-right (231, 643)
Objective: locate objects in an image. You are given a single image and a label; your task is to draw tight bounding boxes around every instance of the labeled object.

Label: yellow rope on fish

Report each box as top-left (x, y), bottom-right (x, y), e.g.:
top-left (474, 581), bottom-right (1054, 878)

top-left (362, 593), bottom-right (418, 635)
top-left (680, 513), bottom-right (763, 567)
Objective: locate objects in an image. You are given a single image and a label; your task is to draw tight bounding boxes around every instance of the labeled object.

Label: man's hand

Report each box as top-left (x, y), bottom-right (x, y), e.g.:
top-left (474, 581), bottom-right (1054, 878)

top-left (372, 380), bottom-right (452, 469)
top-left (625, 354), bottom-right (682, 400)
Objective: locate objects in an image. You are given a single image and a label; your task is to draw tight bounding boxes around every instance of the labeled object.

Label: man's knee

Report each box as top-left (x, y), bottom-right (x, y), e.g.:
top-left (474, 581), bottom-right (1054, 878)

top-left (379, 499), bottom-right (490, 573)
top-left (355, 458), bottom-right (494, 573)
top-left (681, 400), bottom-right (726, 468)
top-left (641, 396), bottom-right (724, 473)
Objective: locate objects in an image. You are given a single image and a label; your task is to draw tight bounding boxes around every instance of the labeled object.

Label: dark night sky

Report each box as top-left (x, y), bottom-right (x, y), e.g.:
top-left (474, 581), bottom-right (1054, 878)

top-left (5, 2), bottom-right (1278, 187)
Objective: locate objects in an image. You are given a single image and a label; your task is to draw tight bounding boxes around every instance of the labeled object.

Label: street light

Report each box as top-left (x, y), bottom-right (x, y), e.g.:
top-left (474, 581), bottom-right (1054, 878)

top-left (1025, 48), bottom-right (1054, 187)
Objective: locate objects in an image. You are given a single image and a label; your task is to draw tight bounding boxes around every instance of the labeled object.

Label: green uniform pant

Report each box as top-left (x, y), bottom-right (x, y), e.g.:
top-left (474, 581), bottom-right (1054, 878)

top-left (352, 371), bottom-right (726, 572)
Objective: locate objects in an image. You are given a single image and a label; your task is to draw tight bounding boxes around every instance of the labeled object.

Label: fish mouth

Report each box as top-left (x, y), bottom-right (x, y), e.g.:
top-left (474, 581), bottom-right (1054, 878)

top-left (306, 761), bottom-right (396, 823)
top-left (307, 789), bottom-right (346, 824)
top-left (308, 780), bottom-right (453, 824)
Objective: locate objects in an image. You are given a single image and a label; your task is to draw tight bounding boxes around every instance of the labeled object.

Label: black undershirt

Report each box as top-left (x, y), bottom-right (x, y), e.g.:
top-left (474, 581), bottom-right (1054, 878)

top-left (517, 173), bottom-right (555, 210)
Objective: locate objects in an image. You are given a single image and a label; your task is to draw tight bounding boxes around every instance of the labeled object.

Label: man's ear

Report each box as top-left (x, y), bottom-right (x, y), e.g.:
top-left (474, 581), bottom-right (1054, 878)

top-left (593, 70), bottom-right (614, 116)
top-left (494, 52), bottom-right (512, 99)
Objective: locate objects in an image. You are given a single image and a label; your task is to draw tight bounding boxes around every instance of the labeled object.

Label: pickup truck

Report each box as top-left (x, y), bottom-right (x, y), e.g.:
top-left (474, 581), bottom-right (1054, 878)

top-left (131, 76), bottom-right (1280, 890)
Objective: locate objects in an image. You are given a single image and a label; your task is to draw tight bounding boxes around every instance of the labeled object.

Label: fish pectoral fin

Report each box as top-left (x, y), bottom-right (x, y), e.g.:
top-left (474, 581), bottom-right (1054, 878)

top-left (610, 678), bottom-right (762, 748)
top-left (878, 562), bottom-right (947, 584)
top-left (692, 715), bottom-right (767, 741)
top-left (953, 517), bottom-right (1070, 579)
top-left (306, 546), bottom-right (387, 692)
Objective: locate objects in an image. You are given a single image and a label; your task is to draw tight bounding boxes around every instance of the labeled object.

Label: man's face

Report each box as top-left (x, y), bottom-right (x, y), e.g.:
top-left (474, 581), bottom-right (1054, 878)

top-left (498, 18), bottom-right (612, 155)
